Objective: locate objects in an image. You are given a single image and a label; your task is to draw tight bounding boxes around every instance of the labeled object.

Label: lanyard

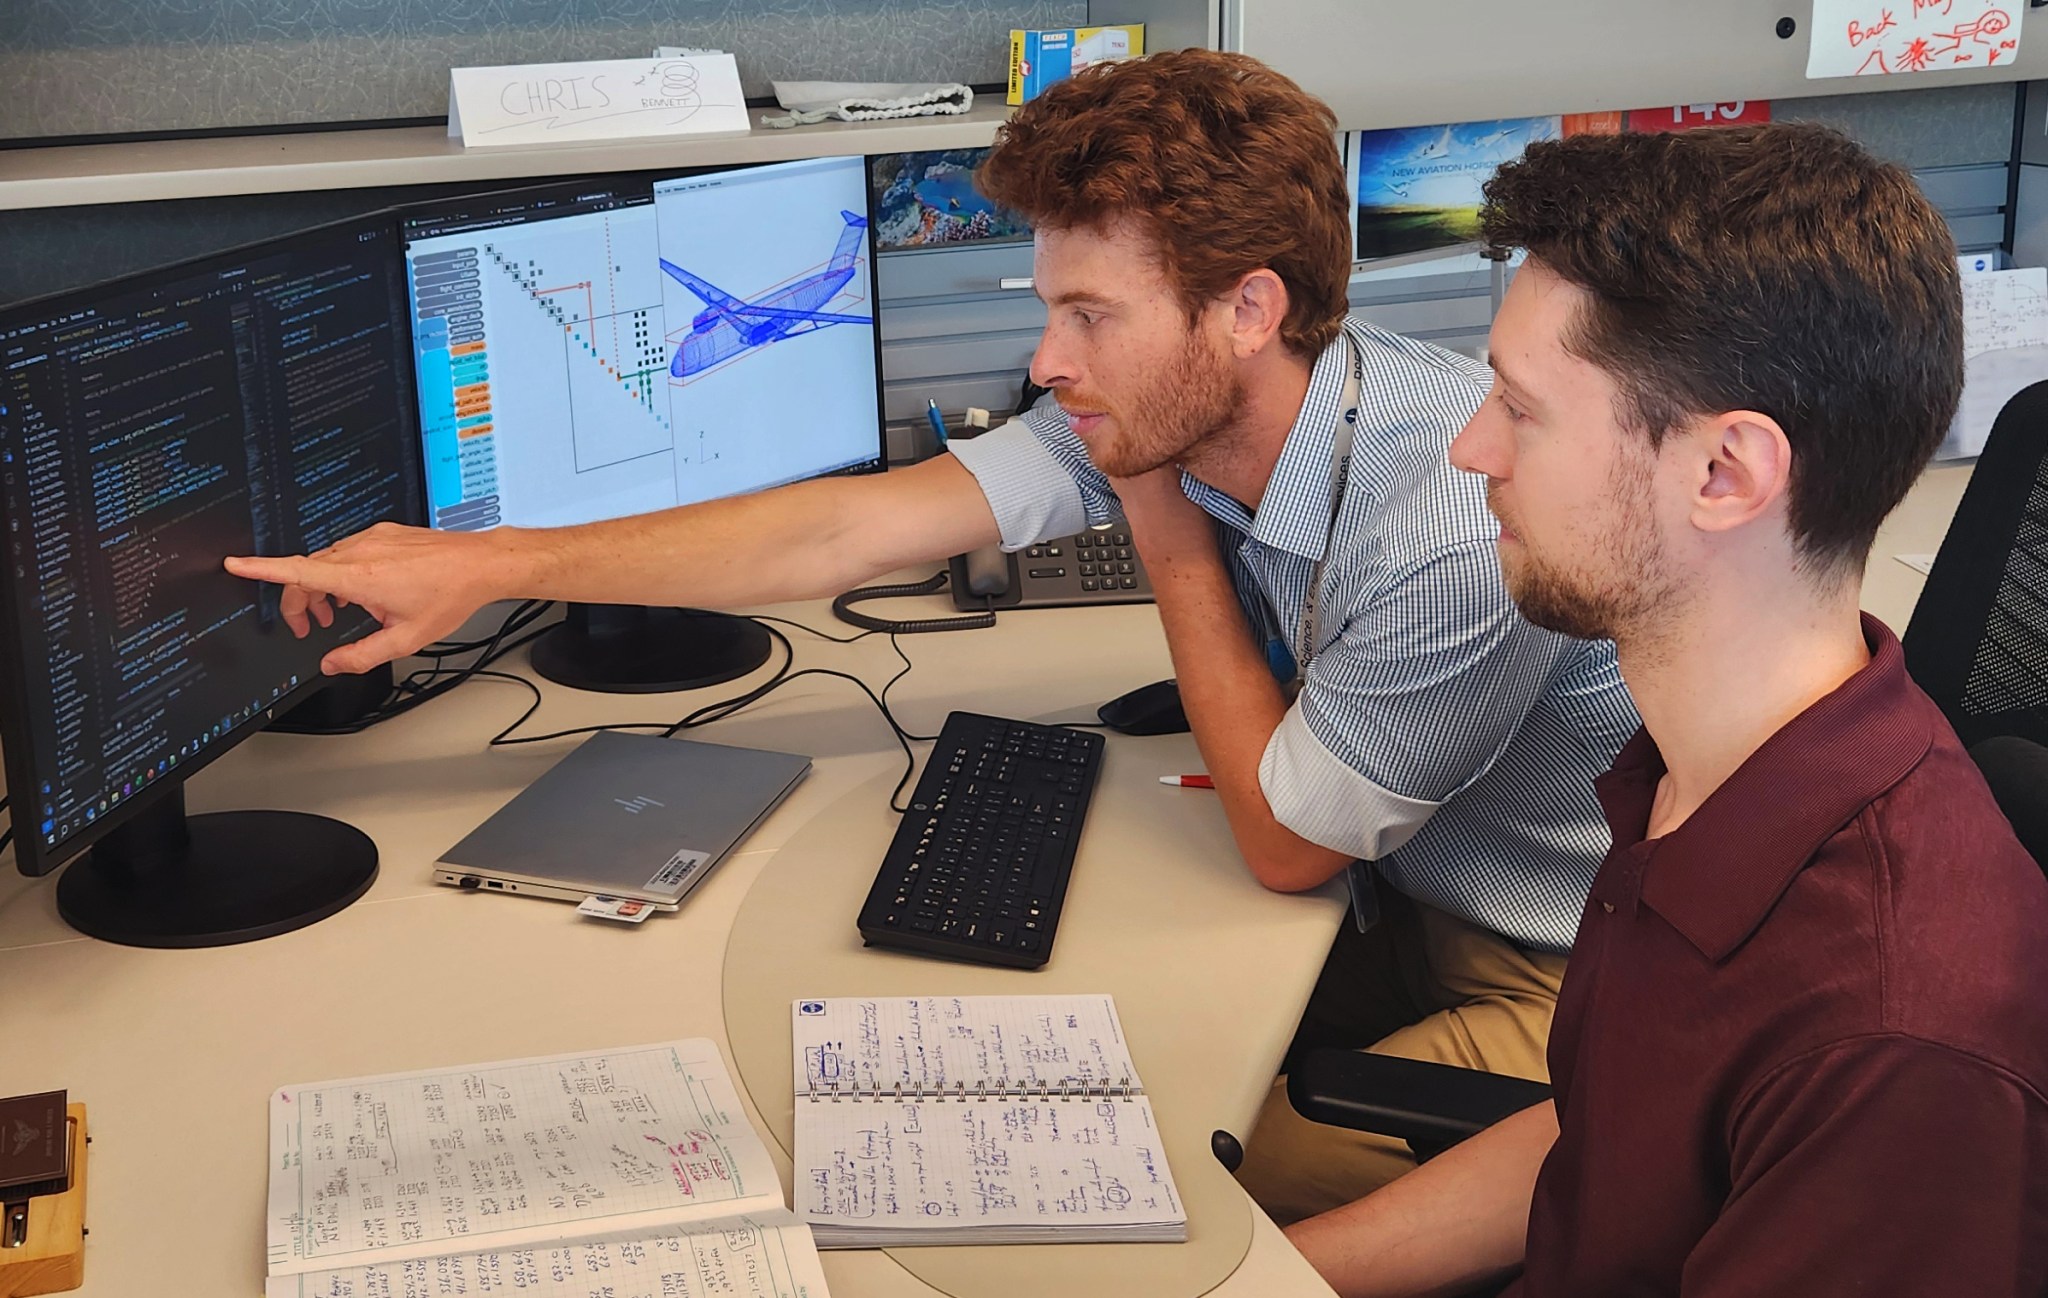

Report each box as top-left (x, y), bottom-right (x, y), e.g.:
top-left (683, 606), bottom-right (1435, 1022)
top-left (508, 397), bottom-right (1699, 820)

top-left (1269, 342), bottom-right (1365, 683)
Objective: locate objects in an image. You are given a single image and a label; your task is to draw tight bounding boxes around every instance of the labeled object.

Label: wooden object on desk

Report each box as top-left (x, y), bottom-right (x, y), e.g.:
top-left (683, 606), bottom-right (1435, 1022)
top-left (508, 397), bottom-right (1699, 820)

top-left (0, 1104), bottom-right (87, 1298)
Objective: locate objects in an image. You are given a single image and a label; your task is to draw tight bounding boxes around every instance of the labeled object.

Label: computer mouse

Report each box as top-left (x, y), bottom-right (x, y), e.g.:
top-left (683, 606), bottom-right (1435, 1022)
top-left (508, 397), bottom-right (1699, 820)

top-left (1097, 678), bottom-right (1190, 736)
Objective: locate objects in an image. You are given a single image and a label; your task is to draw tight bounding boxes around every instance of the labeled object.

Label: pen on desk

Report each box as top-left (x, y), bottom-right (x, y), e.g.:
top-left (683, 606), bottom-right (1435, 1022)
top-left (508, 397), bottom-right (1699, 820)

top-left (926, 399), bottom-right (949, 450)
top-left (1159, 775), bottom-right (1214, 788)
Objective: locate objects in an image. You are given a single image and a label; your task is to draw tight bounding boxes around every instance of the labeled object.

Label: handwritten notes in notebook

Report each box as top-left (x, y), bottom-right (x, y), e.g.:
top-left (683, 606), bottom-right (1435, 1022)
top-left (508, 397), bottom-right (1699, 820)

top-left (267, 1040), bottom-right (785, 1275)
top-left (262, 1210), bottom-right (830, 1298)
top-left (790, 996), bottom-right (1186, 1247)
top-left (797, 1090), bottom-right (1182, 1246)
top-left (796, 993), bottom-right (1135, 1095)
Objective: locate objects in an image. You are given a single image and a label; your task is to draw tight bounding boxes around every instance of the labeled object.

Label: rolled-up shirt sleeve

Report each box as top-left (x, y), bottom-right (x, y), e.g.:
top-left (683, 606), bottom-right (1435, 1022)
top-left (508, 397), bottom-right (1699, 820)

top-left (945, 407), bottom-right (1121, 550)
top-left (1259, 539), bottom-right (1573, 861)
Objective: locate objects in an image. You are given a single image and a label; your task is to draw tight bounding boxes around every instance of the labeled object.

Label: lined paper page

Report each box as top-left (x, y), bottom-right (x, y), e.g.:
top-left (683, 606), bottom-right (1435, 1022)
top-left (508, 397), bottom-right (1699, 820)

top-left (794, 1093), bottom-right (1183, 1241)
top-left (263, 1212), bottom-right (829, 1298)
top-left (268, 1040), bottom-right (781, 1275)
top-left (791, 996), bottom-right (1139, 1095)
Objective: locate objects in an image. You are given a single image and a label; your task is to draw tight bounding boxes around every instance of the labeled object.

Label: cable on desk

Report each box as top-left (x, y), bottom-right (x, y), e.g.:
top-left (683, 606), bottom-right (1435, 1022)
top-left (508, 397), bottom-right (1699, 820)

top-left (725, 615), bottom-right (940, 743)
top-left (256, 591), bottom-right (944, 813)
top-left (831, 569), bottom-right (995, 635)
top-left (267, 600), bottom-right (555, 735)
top-left (660, 628), bottom-right (925, 811)
top-left (479, 615), bottom-right (938, 811)
top-left (416, 602), bottom-right (556, 657)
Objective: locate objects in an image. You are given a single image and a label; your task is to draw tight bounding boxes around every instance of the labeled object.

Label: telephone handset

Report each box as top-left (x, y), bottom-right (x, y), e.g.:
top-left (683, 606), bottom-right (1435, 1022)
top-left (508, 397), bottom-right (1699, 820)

top-left (947, 521), bottom-right (1154, 611)
top-left (952, 544), bottom-right (1015, 598)
top-left (831, 525), bottom-right (1149, 636)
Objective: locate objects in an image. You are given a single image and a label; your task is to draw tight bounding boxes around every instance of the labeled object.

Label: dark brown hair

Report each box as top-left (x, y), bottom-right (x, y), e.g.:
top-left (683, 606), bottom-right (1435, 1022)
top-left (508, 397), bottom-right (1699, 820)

top-left (1480, 123), bottom-right (1963, 575)
top-left (977, 48), bottom-right (1350, 357)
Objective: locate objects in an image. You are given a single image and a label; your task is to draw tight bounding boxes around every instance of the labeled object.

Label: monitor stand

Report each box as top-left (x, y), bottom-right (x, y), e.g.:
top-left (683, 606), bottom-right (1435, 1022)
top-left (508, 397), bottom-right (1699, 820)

top-left (271, 662), bottom-right (394, 731)
top-left (55, 787), bottom-right (377, 949)
top-left (526, 602), bottom-right (772, 694)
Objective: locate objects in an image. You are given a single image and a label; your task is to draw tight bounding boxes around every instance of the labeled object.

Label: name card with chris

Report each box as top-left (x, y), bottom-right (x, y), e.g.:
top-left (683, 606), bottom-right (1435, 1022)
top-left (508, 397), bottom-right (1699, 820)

top-left (448, 55), bottom-right (749, 149)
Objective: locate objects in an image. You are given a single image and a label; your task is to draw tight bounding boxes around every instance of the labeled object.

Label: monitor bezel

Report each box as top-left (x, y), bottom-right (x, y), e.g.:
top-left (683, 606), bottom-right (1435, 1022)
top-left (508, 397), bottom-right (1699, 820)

top-left (0, 210), bottom-right (426, 878)
top-left (393, 154), bottom-right (890, 537)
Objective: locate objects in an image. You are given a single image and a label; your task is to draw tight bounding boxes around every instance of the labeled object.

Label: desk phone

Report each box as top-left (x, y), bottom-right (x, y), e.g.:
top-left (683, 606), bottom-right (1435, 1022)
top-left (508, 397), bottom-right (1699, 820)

top-left (948, 521), bottom-right (1154, 610)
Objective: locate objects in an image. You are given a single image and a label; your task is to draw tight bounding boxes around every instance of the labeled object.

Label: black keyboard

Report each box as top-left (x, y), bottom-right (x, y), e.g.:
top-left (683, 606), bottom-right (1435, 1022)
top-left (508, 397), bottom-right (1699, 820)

top-left (857, 711), bottom-right (1105, 969)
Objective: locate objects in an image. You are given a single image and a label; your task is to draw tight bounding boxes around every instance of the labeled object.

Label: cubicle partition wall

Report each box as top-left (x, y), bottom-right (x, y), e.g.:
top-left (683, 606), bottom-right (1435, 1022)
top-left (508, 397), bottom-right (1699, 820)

top-left (1225, 0), bottom-right (2048, 131)
top-left (0, 1), bottom-right (1091, 138)
top-left (0, 0), bottom-right (2031, 453)
top-left (0, 81), bottom-right (2017, 443)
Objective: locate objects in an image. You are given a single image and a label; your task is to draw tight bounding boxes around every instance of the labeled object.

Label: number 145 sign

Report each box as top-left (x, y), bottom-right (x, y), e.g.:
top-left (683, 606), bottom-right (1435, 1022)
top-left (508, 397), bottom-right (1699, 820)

top-left (1629, 102), bottom-right (1773, 133)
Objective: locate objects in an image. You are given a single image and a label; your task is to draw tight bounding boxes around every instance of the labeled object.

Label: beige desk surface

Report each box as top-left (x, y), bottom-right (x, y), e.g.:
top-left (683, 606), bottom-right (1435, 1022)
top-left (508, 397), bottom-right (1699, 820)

top-left (0, 593), bottom-right (1344, 1298)
top-left (1862, 461), bottom-right (1973, 633)
top-left (0, 460), bottom-right (1975, 1297)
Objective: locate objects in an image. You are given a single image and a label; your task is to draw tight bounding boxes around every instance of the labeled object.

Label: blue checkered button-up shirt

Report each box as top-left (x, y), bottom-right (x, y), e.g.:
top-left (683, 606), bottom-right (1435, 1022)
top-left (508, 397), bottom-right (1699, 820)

top-left (948, 316), bottom-right (1639, 952)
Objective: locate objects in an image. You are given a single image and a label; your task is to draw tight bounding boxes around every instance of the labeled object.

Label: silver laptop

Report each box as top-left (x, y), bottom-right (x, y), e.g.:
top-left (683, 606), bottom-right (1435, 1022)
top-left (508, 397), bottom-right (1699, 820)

top-left (434, 731), bottom-right (810, 910)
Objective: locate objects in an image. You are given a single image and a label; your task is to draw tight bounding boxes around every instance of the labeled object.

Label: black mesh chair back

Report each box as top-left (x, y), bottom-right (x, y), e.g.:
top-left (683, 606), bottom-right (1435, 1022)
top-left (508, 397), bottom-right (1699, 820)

top-left (1904, 380), bottom-right (2048, 749)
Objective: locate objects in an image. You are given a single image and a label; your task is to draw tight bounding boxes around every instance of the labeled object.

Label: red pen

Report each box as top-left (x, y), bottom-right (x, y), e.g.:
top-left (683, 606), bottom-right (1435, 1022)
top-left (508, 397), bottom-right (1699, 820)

top-left (1159, 774), bottom-right (1214, 788)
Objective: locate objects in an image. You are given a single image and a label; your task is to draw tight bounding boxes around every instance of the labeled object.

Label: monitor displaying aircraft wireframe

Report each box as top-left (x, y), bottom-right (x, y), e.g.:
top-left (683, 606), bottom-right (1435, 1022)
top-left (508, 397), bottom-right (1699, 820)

top-left (399, 156), bottom-right (884, 534)
top-left (397, 156), bottom-right (885, 691)
top-left (661, 209), bottom-right (872, 378)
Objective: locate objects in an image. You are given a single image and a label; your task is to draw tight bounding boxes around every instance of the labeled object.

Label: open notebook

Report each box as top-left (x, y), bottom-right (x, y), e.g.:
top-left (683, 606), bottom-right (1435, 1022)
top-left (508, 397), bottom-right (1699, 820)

top-left (264, 1040), bottom-right (831, 1297)
top-left (790, 995), bottom-right (1187, 1247)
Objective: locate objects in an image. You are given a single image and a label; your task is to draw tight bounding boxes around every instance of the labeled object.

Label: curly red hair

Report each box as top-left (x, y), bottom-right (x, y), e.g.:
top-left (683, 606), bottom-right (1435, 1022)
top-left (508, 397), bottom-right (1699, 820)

top-left (977, 49), bottom-right (1350, 357)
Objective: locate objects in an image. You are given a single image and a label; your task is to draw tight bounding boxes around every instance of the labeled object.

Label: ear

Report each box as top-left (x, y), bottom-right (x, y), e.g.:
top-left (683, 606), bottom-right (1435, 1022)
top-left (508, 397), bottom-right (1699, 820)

top-left (1225, 269), bottom-right (1290, 358)
top-left (1690, 410), bottom-right (1791, 537)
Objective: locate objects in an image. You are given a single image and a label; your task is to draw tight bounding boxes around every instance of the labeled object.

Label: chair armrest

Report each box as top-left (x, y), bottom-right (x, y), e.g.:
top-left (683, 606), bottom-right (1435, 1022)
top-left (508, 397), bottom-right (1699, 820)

top-left (1287, 1049), bottom-right (1553, 1153)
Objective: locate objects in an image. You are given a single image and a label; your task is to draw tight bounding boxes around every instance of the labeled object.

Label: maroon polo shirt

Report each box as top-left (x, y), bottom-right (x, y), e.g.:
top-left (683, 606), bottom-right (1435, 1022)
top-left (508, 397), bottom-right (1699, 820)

top-left (1510, 616), bottom-right (2048, 1296)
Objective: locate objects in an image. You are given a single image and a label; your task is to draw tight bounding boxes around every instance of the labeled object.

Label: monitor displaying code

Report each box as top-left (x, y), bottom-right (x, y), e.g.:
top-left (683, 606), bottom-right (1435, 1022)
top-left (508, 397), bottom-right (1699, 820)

top-left (0, 216), bottom-right (422, 857)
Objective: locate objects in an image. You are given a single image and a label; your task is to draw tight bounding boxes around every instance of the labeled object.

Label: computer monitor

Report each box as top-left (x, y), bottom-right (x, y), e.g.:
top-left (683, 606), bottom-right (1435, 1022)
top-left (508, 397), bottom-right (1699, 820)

top-left (397, 155), bottom-right (887, 693)
top-left (0, 214), bottom-right (425, 946)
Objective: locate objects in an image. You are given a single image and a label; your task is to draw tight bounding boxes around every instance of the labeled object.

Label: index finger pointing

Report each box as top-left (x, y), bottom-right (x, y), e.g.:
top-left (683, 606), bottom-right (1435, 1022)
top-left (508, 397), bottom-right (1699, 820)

top-left (224, 554), bottom-right (307, 585)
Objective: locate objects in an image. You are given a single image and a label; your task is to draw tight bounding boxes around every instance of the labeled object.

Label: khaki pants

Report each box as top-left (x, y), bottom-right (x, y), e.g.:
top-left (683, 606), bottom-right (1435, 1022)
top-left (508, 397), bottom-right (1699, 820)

top-left (1234, 874), bottom-right (1567, 1226)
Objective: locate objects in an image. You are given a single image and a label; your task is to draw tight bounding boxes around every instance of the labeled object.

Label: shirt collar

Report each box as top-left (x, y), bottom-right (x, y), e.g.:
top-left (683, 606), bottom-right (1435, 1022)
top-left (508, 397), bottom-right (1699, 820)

top-left (1178, 325), bottom-right (1356, 562)
top-left (1597, 614), bottom-right (1936, 962)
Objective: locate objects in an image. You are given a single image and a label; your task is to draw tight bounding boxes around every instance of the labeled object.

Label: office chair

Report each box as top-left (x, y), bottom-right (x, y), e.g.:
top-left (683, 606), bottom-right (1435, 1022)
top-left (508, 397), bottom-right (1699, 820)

top-left (1230, 382), bottom-right (2048, 1183)
top-left (1903, 378), bottom-right (2048, 750)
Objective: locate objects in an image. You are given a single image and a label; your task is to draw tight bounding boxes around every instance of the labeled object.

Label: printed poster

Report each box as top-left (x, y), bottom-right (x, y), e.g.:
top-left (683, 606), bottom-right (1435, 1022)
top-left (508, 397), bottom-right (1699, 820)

top-left (1350, 117), bottom-right (1560, 263)
top-left (868, 148), bottom-right (1032, 251)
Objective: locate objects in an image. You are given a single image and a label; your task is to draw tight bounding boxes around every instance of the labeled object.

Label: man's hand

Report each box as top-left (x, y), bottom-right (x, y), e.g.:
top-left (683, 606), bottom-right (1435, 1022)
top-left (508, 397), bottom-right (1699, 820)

top-left (1107, 466), bottom-right (1215, 565)
top-left (224, 522), bottom-right (507, 675)
top-left (1107, 466), bottom-right (1354, 891)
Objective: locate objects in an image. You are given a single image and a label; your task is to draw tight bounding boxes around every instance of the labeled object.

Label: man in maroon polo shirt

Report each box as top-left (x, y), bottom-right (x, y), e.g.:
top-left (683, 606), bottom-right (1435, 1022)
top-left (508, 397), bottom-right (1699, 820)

top-left (1286, 123), bottom-right (2048, 1295)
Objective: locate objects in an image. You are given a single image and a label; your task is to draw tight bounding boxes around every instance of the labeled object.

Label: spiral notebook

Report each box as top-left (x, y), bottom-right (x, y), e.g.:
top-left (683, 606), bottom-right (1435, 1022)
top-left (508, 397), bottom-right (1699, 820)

top-left (789, 995), bottom-right (1187, 1247)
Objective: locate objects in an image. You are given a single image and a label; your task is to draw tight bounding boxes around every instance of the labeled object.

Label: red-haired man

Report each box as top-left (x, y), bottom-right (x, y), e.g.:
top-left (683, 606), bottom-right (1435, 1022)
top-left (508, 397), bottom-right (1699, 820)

top-left (228, 50), bottom-right (1638, 1220)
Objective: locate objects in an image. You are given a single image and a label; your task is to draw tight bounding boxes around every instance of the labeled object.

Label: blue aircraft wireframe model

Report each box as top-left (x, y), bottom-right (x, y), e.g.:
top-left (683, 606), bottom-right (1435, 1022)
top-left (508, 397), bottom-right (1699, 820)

top-left (660, 211), bottom-right (873, 378)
